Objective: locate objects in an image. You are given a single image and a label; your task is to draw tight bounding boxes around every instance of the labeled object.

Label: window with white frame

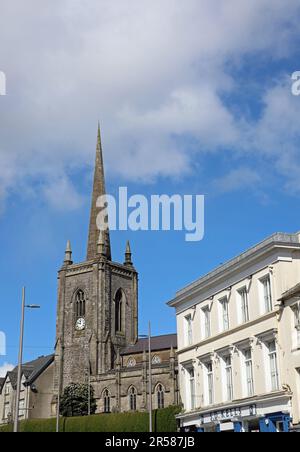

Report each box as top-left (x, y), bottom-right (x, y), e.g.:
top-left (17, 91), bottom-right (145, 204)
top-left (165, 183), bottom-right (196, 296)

top-left (224, 355), bottom-right (233, 401)
top-left (261, 275), bottom-right (272, 313)
top-left (5, 382), bottom-right (10, 396)
top-left (239, 287), bottom-right (249, 323)
top-left (19, 399), bottom-right (25, 418)
top-left (220, 297), bottom-right (229, 331)
top-left (292, 303), bottom-right (300, 348)
top-left (185, 314), bottom-right (193, 346)
top-left (206, 362), bottom-right (214, 405)
top-left (4, 403), bottom-right (10, 420)
top-left (202, 306), bottom-right (211, 338)
top-left (268, 340), bottom-right (279, 391)
top-left (187, 367), bottom-right (196, 410)
top-left (244, 349), bottom-right (254, 397)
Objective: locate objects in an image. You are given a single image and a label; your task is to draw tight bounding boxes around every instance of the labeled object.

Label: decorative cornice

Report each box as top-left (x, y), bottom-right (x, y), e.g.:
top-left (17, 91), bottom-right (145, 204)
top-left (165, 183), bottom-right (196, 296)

top-left (111, 267), bottom-right (134, 278)
top-left (65, 264), bottom-right (93, 276)
top-left (60, 258), bottom-right (137, 278)
top-left (168, 232), bottom-right (300, 309)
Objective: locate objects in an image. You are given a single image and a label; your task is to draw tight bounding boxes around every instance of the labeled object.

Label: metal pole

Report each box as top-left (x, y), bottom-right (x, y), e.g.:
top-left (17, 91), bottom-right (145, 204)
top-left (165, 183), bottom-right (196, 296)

top-left (148, 321), bottom-right (152, 433)
top-left (56, 355), bottom-right (61, 433)
top-left (88, 338), bottom-right (91, 416)
top-left (88, 371), bottom-right (91, 416)
top-left (14, 287), bottom-right (25, 433)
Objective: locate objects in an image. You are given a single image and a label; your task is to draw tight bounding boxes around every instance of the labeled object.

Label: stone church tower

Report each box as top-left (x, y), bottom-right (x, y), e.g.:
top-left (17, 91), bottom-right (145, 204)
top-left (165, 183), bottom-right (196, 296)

top-left (53, 126), bottom-right (138, 395)
top-left (52, 127), bottom-right (179, 414)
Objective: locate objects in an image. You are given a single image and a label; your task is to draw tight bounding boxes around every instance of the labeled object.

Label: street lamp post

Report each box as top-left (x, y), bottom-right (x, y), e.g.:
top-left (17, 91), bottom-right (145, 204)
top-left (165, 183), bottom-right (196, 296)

top-left (139, 321), bottom-right (152, 433)
top-left (13, 287), bottom-right (40, 433)
top-left (148, 322), bottom-right (152, 433)
top-left (88, 335), bottom-right (92, 417)
top-left (56, 354), bottom-right (61, 433)
top-left (85, 365), bottom-right (91, 417)
top-left (88, 369), bottom-right (91, 416)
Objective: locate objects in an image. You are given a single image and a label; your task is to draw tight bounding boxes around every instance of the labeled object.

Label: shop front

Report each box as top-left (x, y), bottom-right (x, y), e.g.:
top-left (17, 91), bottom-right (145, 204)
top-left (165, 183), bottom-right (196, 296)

top-left (178, 395), bottom-right (292, 432)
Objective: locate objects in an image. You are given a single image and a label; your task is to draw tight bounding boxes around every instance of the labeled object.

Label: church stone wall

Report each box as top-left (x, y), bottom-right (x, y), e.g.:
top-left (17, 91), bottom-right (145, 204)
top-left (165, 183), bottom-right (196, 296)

top-left (92, 348), bottom-right (179, 414)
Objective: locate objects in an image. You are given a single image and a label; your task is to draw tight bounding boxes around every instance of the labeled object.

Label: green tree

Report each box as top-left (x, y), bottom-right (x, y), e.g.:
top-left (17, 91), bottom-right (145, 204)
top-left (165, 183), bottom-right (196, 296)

top-left (60, 383), bottom-right (97, 417)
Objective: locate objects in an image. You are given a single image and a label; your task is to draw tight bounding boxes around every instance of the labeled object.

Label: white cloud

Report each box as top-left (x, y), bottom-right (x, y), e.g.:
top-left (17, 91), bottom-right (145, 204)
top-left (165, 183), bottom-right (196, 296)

top-left (247, 78), bottom-right (300, 194)
top-left (213, 168), bottom-right (261, 193)
top-left (0, 0), bottom-right (300, 208)
top-left (43, 176), bottom-right (84, 211)
top-left (0, 363), bottom-right (14, 378)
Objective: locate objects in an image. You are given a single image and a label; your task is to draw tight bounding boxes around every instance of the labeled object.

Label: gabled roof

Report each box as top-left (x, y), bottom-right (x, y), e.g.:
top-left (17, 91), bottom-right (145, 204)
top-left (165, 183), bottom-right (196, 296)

top-left (25, 354), bottom-right (54, 386)
top-left (121, 334), bottom-right (177, 356)
top-left (1, 354), bottom-right (54, 390)
top-left (0, 378), bottom-right (5, 391)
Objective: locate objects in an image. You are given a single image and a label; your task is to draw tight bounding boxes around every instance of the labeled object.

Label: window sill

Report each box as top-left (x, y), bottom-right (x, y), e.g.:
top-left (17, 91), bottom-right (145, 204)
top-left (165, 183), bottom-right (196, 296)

top-left (291, 346), bottom-right (300, 353)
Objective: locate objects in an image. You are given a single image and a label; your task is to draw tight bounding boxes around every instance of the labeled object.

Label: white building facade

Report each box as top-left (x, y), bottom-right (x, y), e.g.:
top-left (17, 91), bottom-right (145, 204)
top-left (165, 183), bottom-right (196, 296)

top-left (0, 355), bottom-right (54, 425)
top-left (168, 233), bottom-right (300, 432)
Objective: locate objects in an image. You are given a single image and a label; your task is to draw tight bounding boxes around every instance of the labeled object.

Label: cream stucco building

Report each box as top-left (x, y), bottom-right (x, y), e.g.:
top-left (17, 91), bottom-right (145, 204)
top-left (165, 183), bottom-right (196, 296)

top-left (168, 232), bottom-right (300, 432)
top-left (0, 355), bottom-right (54, 425)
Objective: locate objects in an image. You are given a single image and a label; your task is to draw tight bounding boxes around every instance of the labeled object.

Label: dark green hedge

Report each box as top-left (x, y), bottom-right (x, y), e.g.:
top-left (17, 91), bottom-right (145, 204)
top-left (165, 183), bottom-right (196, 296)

top-left (0, 405), bottom-right (180, 433)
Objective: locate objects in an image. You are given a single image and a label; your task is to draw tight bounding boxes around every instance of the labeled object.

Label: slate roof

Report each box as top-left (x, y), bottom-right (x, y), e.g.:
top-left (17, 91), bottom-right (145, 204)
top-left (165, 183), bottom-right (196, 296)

top-left (25, 354), bottom-right (54, 386)
top-left (0, 378), bottom-right (5, 391)
top-left (1, 354), bottom-right (54, 390)
top-left (121, 334), bottom-right (177, 356)
top-left (7, 371), bottom-right (17, 389)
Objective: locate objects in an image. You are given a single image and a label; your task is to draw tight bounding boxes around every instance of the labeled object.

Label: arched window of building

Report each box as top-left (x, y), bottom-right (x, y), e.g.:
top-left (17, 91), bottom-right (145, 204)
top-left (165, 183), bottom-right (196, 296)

top-left (156, 384), bottom-right (165, 409)
top-left (129, 386), bottom-right (137, 411)
top-left (152, 355), bottom-right (161, 365)
top-left (103, 389), bottom-right (111, 413)
top-left (127, 357), bottom-right (136, 368)
top-left (75, 290), bottom-right (86, 318)
top-left (115, 289), bottom-right (124, 333)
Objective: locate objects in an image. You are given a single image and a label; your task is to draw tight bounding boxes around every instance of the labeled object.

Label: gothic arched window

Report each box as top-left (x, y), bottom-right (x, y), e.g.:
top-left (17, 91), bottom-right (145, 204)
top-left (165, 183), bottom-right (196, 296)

top-left (103, 389), bottom-right (111, 413)
top-left (156, 384), bottom-right (165, 409)
top-left (75, 290), bottom-right (86, 318)
top-left (115, 289), bottom-right (124, 333)
top-left (127, 357), bottom-right (136, 368)
top-left (129, 386), bottom-right (137, 411)
top-left (152, 355), bottom-right (161, 365)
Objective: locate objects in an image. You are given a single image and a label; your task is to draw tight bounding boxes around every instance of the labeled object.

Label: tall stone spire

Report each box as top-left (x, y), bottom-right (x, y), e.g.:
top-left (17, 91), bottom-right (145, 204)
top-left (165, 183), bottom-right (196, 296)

top-left (87, 124), bottom-right (111, 261)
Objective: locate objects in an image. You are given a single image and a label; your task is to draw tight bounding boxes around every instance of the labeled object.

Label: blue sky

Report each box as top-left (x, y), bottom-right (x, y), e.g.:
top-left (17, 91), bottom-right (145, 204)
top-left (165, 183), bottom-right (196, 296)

top-left (1, 0), bottom-right (300, 375)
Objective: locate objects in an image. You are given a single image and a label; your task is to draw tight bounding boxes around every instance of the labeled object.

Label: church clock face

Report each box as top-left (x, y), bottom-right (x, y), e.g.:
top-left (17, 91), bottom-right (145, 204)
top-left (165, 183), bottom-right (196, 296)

top-left (75, 317), bottom-right (86, 331)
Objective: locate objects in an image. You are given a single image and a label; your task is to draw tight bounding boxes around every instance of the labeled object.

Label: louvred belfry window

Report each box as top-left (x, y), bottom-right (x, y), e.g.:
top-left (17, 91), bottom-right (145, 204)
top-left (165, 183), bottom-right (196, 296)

top-left (76, 290), bottom-right (86, 318)
top-left (115, 289), bottom-right (124, 333)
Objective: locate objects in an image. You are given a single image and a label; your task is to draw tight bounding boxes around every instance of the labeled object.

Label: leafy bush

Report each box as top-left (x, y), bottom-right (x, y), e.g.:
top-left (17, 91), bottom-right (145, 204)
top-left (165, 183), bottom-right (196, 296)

top-left (60, 383), bottom-right (97, 417)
